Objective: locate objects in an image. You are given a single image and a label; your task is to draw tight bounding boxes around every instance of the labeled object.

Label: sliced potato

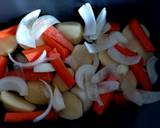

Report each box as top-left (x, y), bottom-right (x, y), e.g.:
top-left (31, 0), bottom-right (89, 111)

top-left (71, 45), bottom-right (94, 70)
top-left (71, 86), bottom-right (92, 112)
top-left (19, 37), bottom-right (44, 49)
top-left (122, 25), bottom-right (153, 62)
top-left (25, 81), bottom-right (49, 105)
top-left (0, 35), bottom-right (17, 56)
top-left (1, 91), bottom-right (36, 112)
top-left (56, 22), bottom-right (83, 45)
top-left (59, 92), bottom-right (83, 120)
top-left (120, 70), bottom-right (137, 92)
top-left (52, 68), bottom-right (74, 92)
top-left (98, 50), bottom-right (118, 66)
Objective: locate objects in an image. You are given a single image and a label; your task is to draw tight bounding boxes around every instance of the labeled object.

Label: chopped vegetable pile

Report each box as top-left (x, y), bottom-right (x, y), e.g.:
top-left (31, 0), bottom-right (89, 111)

top-left (0, 3), bottom-right (159, 123)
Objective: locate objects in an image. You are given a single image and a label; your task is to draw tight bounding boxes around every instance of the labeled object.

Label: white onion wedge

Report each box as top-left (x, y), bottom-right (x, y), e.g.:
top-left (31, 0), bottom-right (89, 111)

top-left (31, 15), bottom-right (60, 40)
top-left (8, 50), bottom-right (47, 68)
top-left (52, 86), bottom-right (65, 112)
top-left (78, 3), bottom-right (96, 37)
top-left (64, 55), bottom-right (78, 71)
top-left (33, 62), bottom-right (55, 72)
top-left (139, 90), bottom-right (160, 104)
top-left (93, 54), bottom-right (99, 70)
top-left (96, 8), bottom-right (107, 38)
top-left (91, 65), bottom-right (118, 84)
top-left (108, 47), bottom-right (141, 65)
top-left (33, 80), bottom-right (53, 122)
top-left (146, 56), bottom-right (158, 84)
top-left (98, 81), bottom-right (119, 94)
top-left (75, 64), bottom-right (96, 89)
top-left (85, 32), bottom-right (127, 53)
top-left (0, 76), bottom-right (28, 96)
top-left (16, 9), bottom-right (41, 48)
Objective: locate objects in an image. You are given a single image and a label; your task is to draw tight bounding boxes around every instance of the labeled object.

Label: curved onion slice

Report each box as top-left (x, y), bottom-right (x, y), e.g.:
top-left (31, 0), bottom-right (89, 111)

top-left (16, 9), bottom-right (41, 48)
top-left (139, 90), bottom-right (160, 104)
top-left (98, 80), bottom-right (119, 94)
top-left (96, 8), bottom-right (107, 38)
top-left (52, 86), bottom-right (65, 111)
top-left (102, 23), bottom-right (111, 34)
top-left (64, 55), bottom-right (78, 71)
top-left (75, 64), bottom-right (96, 89)
top-left (93, 54), bottom-right (99, 70)
top-left (0, 76), bottom-right (28, 96)
top-left (146, 56), bottom-right (158, 84)
top-left (78, 3), bottom-right (96, 37)
top-left (33, 80), bottom-right (53, 122)
top-left (108, 47), bottom-right (141, 65)
top-left (91, 65), bottom-right (118, 84)
top-left (33, 62), bottom-right (55, 72)
top-left (32, 15), bottom-right (60, 40)
top-left (85, 32), bottom-right (127, 53)
top-left (8, 50), bottom-right (47, 68)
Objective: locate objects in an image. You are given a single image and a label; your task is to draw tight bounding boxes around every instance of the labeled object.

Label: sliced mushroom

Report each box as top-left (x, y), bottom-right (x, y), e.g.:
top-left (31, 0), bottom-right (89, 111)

top-left (52, 68), bottom-right (74, 92)
top-left (1, 91), bottom-right (36, 112)
top-left (25, 81), bottom-right (49, 105)
top-left (0, 35), bottom-right (17, 56)
top-left (56, 22), bottom-right (83, 45)
top-left (59, 92), bottom-right (83, 120)
top-left (71, 86), bottom-right (92, 112)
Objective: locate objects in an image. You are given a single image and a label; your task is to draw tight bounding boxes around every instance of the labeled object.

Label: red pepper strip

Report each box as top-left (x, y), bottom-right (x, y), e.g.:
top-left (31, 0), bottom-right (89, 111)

top-left (0, 56), bottom-right (7, 78)
top-left (43, 26), bottom-right (73, 51)
top-left (92, 93), bottom-right (114, 115)
top-left (130, 63), bottom-right (152, 90)
top-left (4, 111), bottom-right (58, 122)
top-left (42, 33), bottom-right (70, 59)
top-left (114, 44), bottom-right (138, 56)
top-left (109, 23), bottom-right (121, 32)
top-left (7, 69), bottom-right (53, 81)
top-left (129, 19), bottom-right (156, 52)
top-left (48, 50), bottom-right (75, 88)
top-left (22, 45), bottom-right (51, 62)
top-left (0, 25), bottom-right (17, 38)
top-left (114, 93), bottom-right (127, 106)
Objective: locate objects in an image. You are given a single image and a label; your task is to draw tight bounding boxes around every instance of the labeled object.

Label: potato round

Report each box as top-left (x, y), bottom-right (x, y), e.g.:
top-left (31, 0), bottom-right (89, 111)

top-left (25, 81), bottom-right (49, 105)
top-left (56, 22), bottom-right (83, 45)
top-left (59, 92), bottom-right (83, 120)
top-left (1, 91), bottom-right (36, 112)
top-left (0, 35), bottom-right (17, 56)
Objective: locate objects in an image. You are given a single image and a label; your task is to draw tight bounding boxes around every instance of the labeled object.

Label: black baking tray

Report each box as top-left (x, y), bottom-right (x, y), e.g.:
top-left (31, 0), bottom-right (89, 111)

top-left (0, 0), bottom-right (160, 128)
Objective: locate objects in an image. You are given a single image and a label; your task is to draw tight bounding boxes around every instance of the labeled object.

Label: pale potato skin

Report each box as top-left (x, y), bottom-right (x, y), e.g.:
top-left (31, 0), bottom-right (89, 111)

top-left (0, 35), bottom-right (17, 56)
top-left (52, 68), bottom-right (74, 92)
top-left (1, 91), bottom-right (36, 112)
top-left (71, 86), bottom-right (92, 113)
top-left (98, 50), bottom-right (118, 66)
top-left (122, 25), bottom-right (153, 63)
top-left (56, 22), bottom-right (83, 45)
top-left (59, 92), bottom-right (83, 120)
top-left (19, 37), bottom-right (44, 49)
top-left (71, 44), bottom-right (94, 70)
top-left (25, 81), bottom-right (49, 105)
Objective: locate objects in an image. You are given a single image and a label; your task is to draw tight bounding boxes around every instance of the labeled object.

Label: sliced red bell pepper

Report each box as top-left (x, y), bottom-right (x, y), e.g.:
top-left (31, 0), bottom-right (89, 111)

top-left (22, 45), bottom-right (51, 62)
top-left (114, 92), bottom-right (127, 106)
top-left (0, 25), bottom-right (17, 38)
top-left (130, 63), bottom-right (152, 90)
top-left (7, 69), bottom-right (53, 81)
top-left (109, 23), bottom-right (121, 32)
top-left (48, 50), bottom-right (75, 88)
top-left (0, 56), bottom-right (7, 78)
top-left (4, 111), bottom-right (58, 122)
top-left (92, 92), bottom-right (114, 115)
top-left (114, 44), bottom-right (138, 56)
top-left (129, 19), bottom-right (156, 52)
top-left (43, 26), bottom-right (73, 51)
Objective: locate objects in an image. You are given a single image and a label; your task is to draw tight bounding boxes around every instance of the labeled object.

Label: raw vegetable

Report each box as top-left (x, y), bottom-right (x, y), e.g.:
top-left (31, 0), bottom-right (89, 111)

top-left (33, 63), bottom-right (55, 73)
top-left (1, 91), bottom-right (36, 112)
top-left (0, 56), bottom-right (7, 78)
top-left (0, 25), bottom-right (17, 38)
